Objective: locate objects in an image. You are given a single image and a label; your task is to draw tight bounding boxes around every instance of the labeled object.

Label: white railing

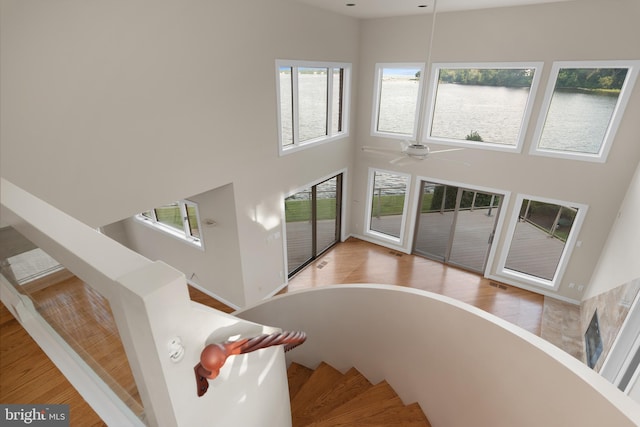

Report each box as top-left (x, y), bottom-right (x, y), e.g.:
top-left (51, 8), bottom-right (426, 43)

top-left (0, 178), bottom-right (290, 427)
top-left (236, 285), bottom-right (640, 427)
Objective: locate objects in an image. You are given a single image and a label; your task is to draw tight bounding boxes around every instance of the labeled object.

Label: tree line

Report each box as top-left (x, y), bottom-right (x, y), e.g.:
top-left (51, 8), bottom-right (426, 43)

top-left (416, 67), bottom-right (627, 91)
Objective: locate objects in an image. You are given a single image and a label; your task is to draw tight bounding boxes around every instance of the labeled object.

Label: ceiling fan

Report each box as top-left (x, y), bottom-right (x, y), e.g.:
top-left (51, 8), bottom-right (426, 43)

top-left (360, 0), bottom-right (466, 167)
top-left (362, 140), bottom-right (464, 165)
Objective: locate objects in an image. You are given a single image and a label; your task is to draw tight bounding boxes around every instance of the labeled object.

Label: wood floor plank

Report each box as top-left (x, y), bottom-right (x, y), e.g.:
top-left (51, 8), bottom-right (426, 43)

top-left (2, 236), bottom-right (543, 425)
top-left (0, 304), bottom-right (106, 426)
top-left (286, 238), bottom-right (544, 336)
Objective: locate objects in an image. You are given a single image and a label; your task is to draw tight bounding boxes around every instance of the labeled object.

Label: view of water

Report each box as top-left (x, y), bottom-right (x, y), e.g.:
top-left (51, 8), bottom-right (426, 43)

top-left (538, 90), bottom-right (618, 153)
top-left (377, 75), bottom-right (421, 135)
top-left (280, 72), bottom-right (618, 155)
top-left (431, 84), bottom-right (531, 144)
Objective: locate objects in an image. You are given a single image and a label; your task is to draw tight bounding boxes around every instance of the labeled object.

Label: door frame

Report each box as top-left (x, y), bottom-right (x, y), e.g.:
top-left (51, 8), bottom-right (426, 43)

top-left (282, 169), bottom-right (347, 279)
top-left (407, 175), bottom-right (511, 277)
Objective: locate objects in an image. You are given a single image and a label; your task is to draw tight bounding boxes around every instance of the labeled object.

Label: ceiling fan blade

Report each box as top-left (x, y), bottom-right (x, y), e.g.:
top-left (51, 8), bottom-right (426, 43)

top-left (361, 146), bottom-right (401, 155)
top-left (432, 157), bottom-right (471, 167)
top-left (394, 157), bottom-right (417, 166)
top-left (429, 148), bottom-right (465, 155)
top-left (389, 155), bottom-right (408, 164)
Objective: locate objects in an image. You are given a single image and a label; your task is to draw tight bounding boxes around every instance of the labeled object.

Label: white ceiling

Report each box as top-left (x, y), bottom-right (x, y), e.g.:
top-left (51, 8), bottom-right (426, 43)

top-left (295, 0), bottom-right (574, 19)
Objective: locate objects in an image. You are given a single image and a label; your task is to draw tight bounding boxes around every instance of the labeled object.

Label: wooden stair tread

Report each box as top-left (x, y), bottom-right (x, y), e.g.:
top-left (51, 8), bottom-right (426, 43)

top-left (292, 367), bottom-right (372, 426)
top-left (290, 362), bottom-right (345, 416)
top-left (305, 381), bottom-right (404, 426)
top-left (288, 362), bottom-right (432, 427)
top-left (288, 362), bottom-right (314, 400)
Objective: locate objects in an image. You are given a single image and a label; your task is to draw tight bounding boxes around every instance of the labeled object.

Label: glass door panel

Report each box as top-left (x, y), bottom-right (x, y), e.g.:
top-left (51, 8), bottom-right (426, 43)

top-left (449, 191), bottom-right (501, 272)
top-left (285, 174), bottom-right (342, 278)
top-left (414, 182), bottom-right (503, 274)
top-left (413, 183), bottom-right (457, 261)
top-left (316, 176), bottom-right (340, 254)
top-left (285, 189), bottom-right (313, 275)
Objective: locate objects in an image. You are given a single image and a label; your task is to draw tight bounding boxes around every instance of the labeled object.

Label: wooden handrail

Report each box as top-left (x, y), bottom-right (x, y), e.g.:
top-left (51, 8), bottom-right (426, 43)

top-left (194, 330), bottom-right (307, 397)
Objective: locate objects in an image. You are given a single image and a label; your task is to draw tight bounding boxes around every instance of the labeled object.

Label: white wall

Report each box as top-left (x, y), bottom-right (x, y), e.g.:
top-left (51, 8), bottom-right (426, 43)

top-left (106, 183), bottom-right (247, 307)
top-left (0, 0), bottom-right (359, 306)
top-left (586, 160), bottom-right (640, 300)
top-left (3, 0), bottom-right (640, 306)
top-left (352, 0), bottom-right (640, 302)
top-left (238, 285), bottom-right (640, 427)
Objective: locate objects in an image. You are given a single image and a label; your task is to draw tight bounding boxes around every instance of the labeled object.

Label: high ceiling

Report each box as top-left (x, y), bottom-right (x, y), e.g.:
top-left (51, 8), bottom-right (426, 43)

top-left (295, 0), bottom-right (574, 19)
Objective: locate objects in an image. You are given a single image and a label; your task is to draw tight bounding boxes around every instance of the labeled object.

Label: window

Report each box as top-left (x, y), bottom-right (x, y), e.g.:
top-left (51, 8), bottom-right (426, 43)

top-left (276, 60), bottom-right (351, 154)
top-left (365, 169), bottom-right (410, 244)
top-left (137, 200), bottom-right (203, 248)
top-left (498, 195), bottom-right (587, 289)
top-left (371, 63), bottom-right (424, 138)
top-left (531, 60), bottom-right (640, 162)
top-left (423, 62), bottom-right (542, 151)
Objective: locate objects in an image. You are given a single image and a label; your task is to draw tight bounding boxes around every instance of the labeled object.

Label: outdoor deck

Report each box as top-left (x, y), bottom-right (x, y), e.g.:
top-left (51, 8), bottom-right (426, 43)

top-left (289, 209), bottom-right (565, 278)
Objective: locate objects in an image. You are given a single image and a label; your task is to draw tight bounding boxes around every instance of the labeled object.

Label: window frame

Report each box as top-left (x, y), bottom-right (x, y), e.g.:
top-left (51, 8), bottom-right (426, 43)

top-left (371, 62), bottom-right (425, 140)
top-left (496, 193), bottom-right (588, 290)
top-left (364, 167), bottom-right (412, 246)
top-left (529, 60), bottom-right (640, 162)
top-left (276, 59), bottom-right (351, 156)
top-left (136, 199), bottom-right (204, 249)
top-left (421, 61), bottom-right (544, 152)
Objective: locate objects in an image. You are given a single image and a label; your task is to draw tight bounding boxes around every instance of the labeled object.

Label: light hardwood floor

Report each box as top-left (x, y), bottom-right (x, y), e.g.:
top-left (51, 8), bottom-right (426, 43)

top-left (0, 237), bottom-right (543, 424)
top-left (286, 237), bottom-right (543, 335)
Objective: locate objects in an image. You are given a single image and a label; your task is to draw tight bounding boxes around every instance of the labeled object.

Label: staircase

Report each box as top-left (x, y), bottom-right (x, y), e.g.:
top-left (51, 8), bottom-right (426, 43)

top-left (287, 362), bottom-right (432, 426)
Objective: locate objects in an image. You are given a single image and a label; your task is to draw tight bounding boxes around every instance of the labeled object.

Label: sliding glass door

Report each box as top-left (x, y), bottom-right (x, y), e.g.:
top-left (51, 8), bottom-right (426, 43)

top-left (413, 181), bottom-right (502, 273)
top-left (285, 174), bottom-right (342, 277)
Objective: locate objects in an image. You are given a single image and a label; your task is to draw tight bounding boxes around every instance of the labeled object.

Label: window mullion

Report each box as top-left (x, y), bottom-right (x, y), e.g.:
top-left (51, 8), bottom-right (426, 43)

top-left (179, 202), bottom-right (190, 238)
top-left (326, 67), bottom-right (333, 136)
top-left (292, 66), bottom-right (300, 147)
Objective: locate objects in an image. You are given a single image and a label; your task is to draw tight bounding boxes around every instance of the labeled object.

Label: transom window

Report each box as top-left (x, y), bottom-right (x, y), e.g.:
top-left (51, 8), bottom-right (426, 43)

top-left (365, 168), bottom-right (411, 244)
top-left (530, 60), bottom-right (640, 162)
top-left (138, 200), bottom-right (203, 248)
top-left (371, 63), bottom-right (424, 139)
top-left (498, 195), bottom-right (587, 289)
top-left (423, 62), bottom-right (542, 151)
top-left (276, 60), bottom-right (351, 154)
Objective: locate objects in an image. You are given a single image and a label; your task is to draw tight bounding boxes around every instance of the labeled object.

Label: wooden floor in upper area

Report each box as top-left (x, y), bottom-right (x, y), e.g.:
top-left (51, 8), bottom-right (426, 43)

top-left (0, 304), bottom-right (106, 426)
top-left (0, 237), bottom-right (543, 424)
top-left (286, 237), bottom-right (544, 335)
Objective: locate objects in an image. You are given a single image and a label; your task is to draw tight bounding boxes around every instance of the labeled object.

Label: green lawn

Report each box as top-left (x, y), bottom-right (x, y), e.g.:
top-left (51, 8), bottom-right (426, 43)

top-left (285, 194), bottom-right (431, 222)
